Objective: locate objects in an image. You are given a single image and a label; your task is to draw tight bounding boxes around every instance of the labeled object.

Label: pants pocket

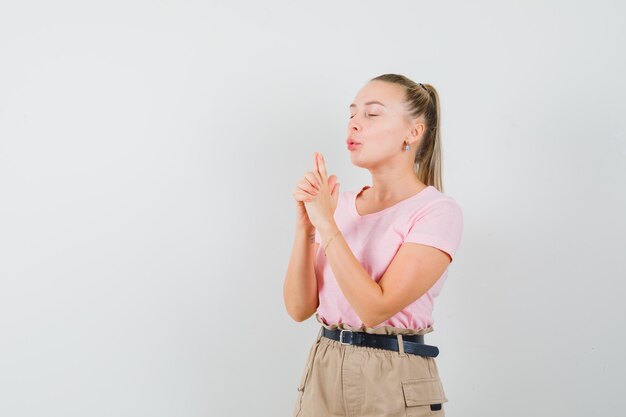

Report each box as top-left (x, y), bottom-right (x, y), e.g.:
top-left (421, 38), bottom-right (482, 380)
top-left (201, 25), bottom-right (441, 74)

top-left (401, 377), bottom-right (448, 417)
top-left (292, 365), bottom-right (310, 417)
top-left (292, 341), bottom-right (319, 417)
top-left (297, 363), bottom-right (311, 392)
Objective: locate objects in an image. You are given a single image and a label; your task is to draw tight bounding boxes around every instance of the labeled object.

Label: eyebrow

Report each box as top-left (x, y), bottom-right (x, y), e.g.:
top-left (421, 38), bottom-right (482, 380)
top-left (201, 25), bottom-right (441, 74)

top-left (349, 101), bottom-right (386, 109)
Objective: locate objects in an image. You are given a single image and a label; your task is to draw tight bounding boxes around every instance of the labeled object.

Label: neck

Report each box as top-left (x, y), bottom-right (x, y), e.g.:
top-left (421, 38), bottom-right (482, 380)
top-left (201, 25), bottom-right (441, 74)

top-left (365, 172), bottom-right (424, 202)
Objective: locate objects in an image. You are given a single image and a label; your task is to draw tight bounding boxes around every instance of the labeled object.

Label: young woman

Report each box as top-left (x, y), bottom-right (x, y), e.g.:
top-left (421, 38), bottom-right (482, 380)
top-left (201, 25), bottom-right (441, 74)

top-left (283, 74), bottom-right (464, 417)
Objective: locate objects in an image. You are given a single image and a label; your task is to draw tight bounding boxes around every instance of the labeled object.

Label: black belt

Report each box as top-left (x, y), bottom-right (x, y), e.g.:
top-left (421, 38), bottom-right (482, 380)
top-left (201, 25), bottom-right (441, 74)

top-left (321, 327), bottom-right (439, 357)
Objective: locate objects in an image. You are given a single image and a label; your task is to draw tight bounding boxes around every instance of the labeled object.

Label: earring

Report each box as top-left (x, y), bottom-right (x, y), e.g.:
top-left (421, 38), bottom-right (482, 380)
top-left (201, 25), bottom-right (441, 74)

top-left (403, 142), bottom-right (411, 151)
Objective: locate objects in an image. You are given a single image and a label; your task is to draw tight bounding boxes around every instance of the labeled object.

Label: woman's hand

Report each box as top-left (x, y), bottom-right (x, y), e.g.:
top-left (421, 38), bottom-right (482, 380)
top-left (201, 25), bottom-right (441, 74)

top-left (303, 152), bottom-right (340, 231)
top-left (292, 152), bottom-right (339, 230)
top-left (292, 169), bottom-right (322, 230)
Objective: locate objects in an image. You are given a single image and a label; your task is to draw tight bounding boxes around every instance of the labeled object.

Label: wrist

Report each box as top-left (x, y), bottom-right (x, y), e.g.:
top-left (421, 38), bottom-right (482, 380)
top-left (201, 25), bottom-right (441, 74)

top-left (296, 225), bottom-right (316, 244)
top-left (318, 221), bottom-right (339, 241)
top-left (295, 223), bottom-right (316, 234)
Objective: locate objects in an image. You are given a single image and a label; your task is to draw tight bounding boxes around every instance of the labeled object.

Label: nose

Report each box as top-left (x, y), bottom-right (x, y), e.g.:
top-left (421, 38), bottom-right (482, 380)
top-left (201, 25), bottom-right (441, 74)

top-left (348, 117), bottom-right (360, 132)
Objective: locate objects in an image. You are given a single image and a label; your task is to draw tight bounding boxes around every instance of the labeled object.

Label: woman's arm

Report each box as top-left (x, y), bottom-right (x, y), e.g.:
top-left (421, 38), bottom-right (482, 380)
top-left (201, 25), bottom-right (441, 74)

top-left (318, 221), bottom-right (450, 328)
top-left (283, 224), bottom-right (320, 322)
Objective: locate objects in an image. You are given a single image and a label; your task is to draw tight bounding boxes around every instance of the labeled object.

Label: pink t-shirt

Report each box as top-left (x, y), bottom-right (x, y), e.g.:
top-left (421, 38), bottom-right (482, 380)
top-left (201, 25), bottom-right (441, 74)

top-left (314, 184), bottom-right (463, 331)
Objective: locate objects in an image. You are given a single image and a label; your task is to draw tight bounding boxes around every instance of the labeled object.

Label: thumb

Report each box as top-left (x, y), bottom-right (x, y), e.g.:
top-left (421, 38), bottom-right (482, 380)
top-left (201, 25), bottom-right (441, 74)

top-left (331, 182), bottom-right (340, 201)
top-left (327, 174), bottom-right (337, 190)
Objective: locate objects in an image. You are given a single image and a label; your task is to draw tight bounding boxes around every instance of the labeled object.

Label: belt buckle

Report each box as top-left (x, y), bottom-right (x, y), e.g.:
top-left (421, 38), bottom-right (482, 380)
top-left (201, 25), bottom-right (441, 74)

top-left (339, 329), bottom-right (353, 345)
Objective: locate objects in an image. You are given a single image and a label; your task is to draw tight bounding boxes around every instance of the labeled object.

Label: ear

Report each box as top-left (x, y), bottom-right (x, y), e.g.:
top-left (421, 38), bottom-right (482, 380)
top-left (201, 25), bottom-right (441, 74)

top-left (413, 121), bottom-right (427, 139)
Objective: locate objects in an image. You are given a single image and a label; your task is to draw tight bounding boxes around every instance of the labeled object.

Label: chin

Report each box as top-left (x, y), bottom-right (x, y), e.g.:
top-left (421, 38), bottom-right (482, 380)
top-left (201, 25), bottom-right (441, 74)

top-left (349, 154), bottom-right (372, 169)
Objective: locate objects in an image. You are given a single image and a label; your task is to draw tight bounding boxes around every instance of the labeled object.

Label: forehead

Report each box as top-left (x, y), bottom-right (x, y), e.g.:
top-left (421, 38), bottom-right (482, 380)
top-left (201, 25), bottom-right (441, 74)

top-left (349, 81), bottom-right (405, 109)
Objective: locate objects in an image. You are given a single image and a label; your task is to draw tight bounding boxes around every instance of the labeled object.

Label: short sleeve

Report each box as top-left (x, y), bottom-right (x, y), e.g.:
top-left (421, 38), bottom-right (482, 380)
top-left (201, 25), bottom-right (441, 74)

top-left (403, 198), bottom-right (464, 262)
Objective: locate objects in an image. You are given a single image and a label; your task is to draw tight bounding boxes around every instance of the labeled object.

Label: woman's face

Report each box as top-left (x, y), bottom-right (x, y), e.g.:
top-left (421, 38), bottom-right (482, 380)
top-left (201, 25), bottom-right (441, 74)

top-left (347, 80), bottom-right (418, 169)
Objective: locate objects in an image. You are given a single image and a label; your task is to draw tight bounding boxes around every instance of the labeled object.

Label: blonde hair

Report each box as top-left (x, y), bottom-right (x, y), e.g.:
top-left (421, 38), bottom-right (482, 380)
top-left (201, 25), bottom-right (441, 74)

top-left (370, 74), bottom-right (444, 193)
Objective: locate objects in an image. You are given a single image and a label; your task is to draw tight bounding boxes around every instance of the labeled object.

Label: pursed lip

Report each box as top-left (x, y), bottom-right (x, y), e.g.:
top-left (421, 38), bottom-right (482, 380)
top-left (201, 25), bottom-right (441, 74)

top-left (346, 138), bottom-right (361, 145)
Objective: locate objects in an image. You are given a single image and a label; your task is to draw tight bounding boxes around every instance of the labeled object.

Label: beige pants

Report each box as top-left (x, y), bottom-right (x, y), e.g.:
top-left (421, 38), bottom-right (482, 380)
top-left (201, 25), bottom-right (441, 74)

top-left (293, 318), bottom-right (448, 417)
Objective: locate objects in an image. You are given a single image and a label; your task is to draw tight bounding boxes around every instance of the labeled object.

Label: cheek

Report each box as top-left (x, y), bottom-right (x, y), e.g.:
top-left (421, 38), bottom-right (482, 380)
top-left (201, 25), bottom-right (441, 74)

top-left (370, 123), bottom-right (397, 139)
top-left (367, 118), bottom-right (401, 138)
top-left (362, 120), bottom-right (403, 150)
top-left (376, 126), bottom-right (404, 149)
top-left (383, 124), bottom-right (403, 138)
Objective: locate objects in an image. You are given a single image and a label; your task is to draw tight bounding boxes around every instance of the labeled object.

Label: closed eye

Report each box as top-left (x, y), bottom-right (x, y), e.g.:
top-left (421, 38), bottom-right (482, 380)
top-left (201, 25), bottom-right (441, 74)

top-left (349, 114), bottom-right (378, 119)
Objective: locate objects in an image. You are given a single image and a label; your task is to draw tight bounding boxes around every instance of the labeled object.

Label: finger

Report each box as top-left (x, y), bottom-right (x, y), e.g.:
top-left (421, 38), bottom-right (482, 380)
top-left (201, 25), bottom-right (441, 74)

top-left (304, 172), bottom-right (321, 189)
top-left (294, 184), bottom-right (317, 197)
top-left (312, 166), bottom-right (323, 187)
top-left (293, 190), bottom-right (315, 202)
top-left (312, 170), bottom-right (323, 187)
top-left (316, 153), bottom-right (328, 182)
top-left (298, 180), bottom-right (318, 195)
top-left (313, 153), bottom-right (324, 184)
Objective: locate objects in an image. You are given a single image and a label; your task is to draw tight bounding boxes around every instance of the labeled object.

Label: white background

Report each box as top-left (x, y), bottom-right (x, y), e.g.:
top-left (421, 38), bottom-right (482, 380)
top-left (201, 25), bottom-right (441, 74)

top-left (1, 1), bottom-right (625, 416)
